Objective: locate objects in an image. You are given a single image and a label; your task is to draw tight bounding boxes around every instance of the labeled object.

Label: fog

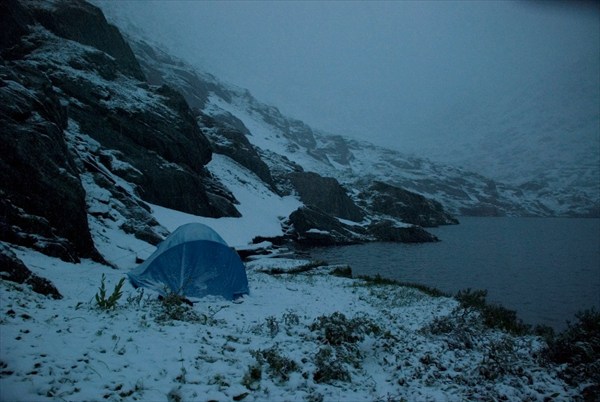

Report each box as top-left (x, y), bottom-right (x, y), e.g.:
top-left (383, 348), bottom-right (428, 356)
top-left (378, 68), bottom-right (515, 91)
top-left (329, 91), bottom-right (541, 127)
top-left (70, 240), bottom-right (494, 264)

top-left (97, 1), bottom-right (599, 155)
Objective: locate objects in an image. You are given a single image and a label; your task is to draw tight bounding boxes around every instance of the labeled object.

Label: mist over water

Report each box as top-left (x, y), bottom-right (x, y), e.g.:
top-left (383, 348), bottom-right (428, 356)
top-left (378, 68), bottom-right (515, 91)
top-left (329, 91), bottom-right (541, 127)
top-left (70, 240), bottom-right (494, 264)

top-left (310, 217), bottom-right (600, 331)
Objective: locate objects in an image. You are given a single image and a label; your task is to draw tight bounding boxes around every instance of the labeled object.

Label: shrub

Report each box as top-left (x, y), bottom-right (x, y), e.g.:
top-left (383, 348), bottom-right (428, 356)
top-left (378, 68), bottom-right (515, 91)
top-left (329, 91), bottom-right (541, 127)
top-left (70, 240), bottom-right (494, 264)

top-left (251, 346), bottom-right (299, 382)
top-left (313, 346), bottom-right (351, 383)
top-left (330, 265), bottom-right (352, 278)
top-left (156, 292), bottom-right (203, 323)
top-left (542, 308), bottom-right (600, 392)
top-left (95, 274), bottom-right (125, 310)
top-left (358, 274), bottom-right (448, 298)
top-left (455, 288), bottom-right (530, 335)
top-left (309, 312), bottom-right (380, 346)
top-left (422, 309), bottom-right (483, 350)
top-left (241, 363), bottom-right (262, 390)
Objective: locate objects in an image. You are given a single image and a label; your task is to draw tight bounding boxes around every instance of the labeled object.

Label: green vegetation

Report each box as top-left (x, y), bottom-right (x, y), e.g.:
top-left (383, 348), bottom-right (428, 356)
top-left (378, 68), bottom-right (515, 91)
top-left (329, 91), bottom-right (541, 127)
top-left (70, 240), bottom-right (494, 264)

top-left (94, 274), bottom-right (125, 310)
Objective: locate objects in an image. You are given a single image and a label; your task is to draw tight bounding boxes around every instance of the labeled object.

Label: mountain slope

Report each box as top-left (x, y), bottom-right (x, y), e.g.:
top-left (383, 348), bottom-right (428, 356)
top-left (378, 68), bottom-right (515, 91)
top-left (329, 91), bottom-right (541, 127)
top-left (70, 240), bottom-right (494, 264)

top-left (127, 35), bottom-right (598, 218)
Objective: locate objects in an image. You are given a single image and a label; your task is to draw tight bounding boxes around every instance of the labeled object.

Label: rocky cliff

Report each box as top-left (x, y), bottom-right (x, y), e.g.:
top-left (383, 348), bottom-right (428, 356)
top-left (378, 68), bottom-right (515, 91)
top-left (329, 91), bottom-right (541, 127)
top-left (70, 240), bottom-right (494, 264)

top-left (0, 0), bottom-right (239, 262)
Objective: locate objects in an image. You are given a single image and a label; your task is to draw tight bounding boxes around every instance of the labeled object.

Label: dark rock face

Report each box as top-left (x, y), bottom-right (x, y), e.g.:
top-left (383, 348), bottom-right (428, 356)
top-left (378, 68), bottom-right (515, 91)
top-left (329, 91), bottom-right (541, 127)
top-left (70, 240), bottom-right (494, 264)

top-left (1, 0), bottom-right (241, 262)
top-left (130, 39), bottom-right (276, 193)
top-left (0, 245), bottom-right (62, 299)
top-left (286, 206), bottom-right (438, 246)
top-left (288, 172), bottom-right (365, 222)
top-left (359, 181), bottom-right (458, 227)
top-left (287, 206), bottom-right (368, 246)
top-left (25, 0), bottom-right (145, 80)
top-left (0, 0), bottom-right (34, 50)
top-left (0, 63), bottom-right (99, 262)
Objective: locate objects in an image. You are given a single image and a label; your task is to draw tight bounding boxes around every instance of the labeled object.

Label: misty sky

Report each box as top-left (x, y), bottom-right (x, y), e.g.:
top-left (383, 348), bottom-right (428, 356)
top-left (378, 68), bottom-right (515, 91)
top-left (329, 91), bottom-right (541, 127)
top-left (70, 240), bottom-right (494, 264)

top-left (99, 1), bottom-right (599, 154)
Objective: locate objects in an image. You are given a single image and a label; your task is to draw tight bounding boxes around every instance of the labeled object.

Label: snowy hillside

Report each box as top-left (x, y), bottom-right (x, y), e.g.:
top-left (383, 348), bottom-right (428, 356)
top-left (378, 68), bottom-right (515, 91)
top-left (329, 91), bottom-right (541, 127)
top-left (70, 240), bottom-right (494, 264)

top-left (129, 35), bottom-right (598, 218)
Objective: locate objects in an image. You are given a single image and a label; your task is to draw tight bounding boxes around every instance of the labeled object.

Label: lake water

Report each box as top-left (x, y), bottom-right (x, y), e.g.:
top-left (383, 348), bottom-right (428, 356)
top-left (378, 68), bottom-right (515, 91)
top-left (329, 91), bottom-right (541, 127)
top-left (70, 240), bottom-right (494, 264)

top-left (309, 217), bottom-right (600, 331)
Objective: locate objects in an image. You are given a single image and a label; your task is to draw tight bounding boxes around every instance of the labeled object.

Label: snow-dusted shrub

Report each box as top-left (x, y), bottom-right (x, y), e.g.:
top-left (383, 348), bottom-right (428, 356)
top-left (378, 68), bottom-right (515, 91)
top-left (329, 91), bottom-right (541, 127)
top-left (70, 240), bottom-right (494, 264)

top-left (542, 308), bottom-right (600, 395)
top-left (156, 293), bottom-right (203, 323)
top-left (241, 363), bottom-right (262, 390)
top-left (309, 312), bottom-right (380, 384)
top-left (265, 315), bottom-right (279, 337)
top-left (251, 346), bottom-right (299, 382)
top-left (422, 308), bottom-right (483, 350)
top-left (330, 265), bottom-right (352, 278)
top-left (282, 311), bottom-right (300, 327)
top-left (478, 336), bottom-right (523, 380)
top-left (309, 311), bottom-right (380, 346)
top-left (455, 288), bottom-right (529, 335)
top-left (313, 345), bottom-right (351, 383)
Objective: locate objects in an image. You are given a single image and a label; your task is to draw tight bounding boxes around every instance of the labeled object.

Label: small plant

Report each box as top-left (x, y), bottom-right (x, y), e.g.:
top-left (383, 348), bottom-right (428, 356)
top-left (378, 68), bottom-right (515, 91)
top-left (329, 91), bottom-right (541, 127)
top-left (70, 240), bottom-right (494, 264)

top-left (126, 288), bottom-right (146, 307)
top-left (95, 274), bottom-right (125, 310)
top-left (265, 316), bottom-right (280, 337)
top-left (282, 311), bottom-right (300, 327)
top-left (478, 336), bottom-right (521, 380)
top-left (157, 292), bottom-right (203, 323)
top-left (310, 312), bottom-right (380, 345)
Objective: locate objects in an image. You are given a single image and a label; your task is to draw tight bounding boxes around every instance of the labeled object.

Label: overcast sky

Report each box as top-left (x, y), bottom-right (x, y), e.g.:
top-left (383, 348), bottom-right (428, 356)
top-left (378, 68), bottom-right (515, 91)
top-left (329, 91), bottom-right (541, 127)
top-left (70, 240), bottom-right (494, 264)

top-left (98, 1), bottom-right (599, 154)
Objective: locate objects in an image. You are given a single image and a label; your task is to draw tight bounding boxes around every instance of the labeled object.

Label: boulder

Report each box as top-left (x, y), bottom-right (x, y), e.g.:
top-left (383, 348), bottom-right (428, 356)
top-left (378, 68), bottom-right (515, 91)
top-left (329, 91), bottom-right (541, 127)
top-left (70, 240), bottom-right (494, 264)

top-left (367, 220), bottom-right (439, 243)
top-left (25, 0), bottom-right (145, 80)
top-left (287, 206), bottom-right (368, 246)
top-left (359, 181), bottom-right (458, 227)
top-left (288, 172), bottom-right (365, 222)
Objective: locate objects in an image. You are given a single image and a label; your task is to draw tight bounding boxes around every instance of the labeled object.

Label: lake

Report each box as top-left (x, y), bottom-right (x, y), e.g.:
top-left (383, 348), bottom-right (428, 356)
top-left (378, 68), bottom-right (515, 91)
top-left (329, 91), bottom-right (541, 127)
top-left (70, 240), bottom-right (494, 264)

top-left (309, 217), bottom-right (600, 331)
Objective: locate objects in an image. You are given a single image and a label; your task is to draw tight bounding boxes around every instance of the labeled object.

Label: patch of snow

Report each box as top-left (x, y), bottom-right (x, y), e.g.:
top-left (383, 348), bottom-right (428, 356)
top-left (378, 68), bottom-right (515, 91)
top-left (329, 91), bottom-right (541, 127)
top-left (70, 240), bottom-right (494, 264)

top-left (151, 154), bottom-right (302, 248)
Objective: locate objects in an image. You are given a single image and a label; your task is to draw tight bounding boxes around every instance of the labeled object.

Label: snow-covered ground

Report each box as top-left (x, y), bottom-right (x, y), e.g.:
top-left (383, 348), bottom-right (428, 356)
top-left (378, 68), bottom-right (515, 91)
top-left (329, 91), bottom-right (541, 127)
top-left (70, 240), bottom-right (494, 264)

top-left (1, 244), bottom-right (578, 402)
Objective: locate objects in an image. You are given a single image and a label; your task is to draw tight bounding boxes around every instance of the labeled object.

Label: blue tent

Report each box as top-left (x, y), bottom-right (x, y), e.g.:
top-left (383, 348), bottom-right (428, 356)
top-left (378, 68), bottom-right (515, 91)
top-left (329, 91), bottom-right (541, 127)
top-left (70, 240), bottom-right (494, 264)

top-left (128, 223), bottom-right (249, 300)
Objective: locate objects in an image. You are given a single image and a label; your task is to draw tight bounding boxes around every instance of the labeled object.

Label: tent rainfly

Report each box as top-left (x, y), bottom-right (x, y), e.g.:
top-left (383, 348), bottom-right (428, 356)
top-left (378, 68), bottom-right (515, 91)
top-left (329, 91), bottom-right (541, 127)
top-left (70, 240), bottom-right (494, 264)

top-left (128, 223), bottom-right (249, 300)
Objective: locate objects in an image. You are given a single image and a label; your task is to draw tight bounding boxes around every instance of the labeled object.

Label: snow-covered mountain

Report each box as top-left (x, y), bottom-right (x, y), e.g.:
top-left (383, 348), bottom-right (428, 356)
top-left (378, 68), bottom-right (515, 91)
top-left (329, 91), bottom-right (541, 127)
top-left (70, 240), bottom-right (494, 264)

top-left (129, 35), bottom-right (598, 219)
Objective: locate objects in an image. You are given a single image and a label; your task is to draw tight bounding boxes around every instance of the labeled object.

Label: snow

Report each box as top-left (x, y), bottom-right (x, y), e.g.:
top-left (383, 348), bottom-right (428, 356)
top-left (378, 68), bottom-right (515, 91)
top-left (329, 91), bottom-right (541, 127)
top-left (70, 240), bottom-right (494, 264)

top-left (1, 240), bottom-right (577, 401)
top-left (151, 154), bottom-right (302, 248)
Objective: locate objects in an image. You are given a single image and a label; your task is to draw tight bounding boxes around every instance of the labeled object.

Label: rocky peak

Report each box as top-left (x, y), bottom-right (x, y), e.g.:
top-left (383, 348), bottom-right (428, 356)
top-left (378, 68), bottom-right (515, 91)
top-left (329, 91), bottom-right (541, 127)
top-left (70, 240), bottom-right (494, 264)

top-left (22, 0), bottom-right (145, 80)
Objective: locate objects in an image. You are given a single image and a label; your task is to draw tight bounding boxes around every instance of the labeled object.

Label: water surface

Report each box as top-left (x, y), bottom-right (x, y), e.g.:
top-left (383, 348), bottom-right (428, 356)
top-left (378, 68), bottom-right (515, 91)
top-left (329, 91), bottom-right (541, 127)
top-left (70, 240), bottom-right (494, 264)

top-left (310, 217), bottom-right (600, 331)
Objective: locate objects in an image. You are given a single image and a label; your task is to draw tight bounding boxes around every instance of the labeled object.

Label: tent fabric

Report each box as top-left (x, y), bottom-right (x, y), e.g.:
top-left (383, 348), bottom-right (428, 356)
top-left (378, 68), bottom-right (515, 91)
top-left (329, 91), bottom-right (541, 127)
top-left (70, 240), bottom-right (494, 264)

top-left (128, 223), bottom-right (249, 300)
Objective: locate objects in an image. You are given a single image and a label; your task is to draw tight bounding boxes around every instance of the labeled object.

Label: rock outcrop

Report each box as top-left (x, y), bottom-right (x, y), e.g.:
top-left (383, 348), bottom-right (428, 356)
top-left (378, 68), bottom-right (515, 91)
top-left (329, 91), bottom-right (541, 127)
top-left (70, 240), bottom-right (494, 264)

top-left (0, 61), bottom-right (99, 262)
top-left (288, 172), bottom-right (365, 222)
top-left (359, 181), bottom-right (458, 227)
top-left (0, 0), bottom-right (240, 262)
top-left (0, 244), bottom-right (62, 299)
